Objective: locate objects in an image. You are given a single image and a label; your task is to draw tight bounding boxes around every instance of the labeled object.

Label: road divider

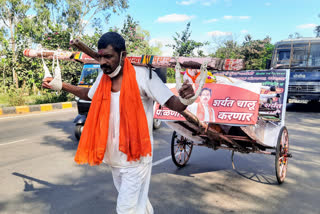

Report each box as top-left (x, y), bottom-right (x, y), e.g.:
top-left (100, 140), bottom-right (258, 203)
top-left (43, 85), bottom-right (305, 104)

top-left (0, 101), bottom-right (76, 116)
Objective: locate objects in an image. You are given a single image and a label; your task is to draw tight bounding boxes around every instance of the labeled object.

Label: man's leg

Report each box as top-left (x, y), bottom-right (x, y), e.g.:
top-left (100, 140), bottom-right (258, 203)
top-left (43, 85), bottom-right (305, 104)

top-left (111, 167), bottom-right (122, 192)
top-left (114, 163), bottom-right (153, 214)
top-left (136, 163), bottom-right (153, 214)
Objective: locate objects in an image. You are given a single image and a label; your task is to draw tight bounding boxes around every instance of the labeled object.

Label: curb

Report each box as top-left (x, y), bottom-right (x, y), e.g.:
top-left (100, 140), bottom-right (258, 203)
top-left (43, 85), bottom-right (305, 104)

top-left (0, 101), bottom-right (77, 116)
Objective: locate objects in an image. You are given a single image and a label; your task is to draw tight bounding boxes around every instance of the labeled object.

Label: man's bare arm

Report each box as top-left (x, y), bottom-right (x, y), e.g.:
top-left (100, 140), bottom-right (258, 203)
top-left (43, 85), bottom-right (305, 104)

top-left (42, 77), bottom-right (91, 100)
top-left (164, 80), bottom-right (195, 112)
top-left (165, 95), bottom-right (187, 113)
top-left (62, 82), bottom-right (91, 100)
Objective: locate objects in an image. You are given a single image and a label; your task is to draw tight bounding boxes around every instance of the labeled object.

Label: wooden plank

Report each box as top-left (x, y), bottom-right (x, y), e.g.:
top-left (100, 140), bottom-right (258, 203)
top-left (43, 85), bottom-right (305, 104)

top-left (24, 39), bottom-right (245, 70)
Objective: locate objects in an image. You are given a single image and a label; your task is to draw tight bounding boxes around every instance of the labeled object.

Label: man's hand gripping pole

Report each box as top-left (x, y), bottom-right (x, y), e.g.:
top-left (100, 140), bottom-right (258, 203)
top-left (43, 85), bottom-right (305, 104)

top-left (175, 56), bottom-right (208, 106)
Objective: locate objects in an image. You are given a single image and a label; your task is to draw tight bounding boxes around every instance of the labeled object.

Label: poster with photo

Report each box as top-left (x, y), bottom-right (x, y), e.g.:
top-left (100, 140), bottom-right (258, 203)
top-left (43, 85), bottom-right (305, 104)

top-left (215, 69), bottom-right (289, 125)
top-left (154, 69), bottom-right (289, 126)
top-left (154, 83), bottom-right (260, 125)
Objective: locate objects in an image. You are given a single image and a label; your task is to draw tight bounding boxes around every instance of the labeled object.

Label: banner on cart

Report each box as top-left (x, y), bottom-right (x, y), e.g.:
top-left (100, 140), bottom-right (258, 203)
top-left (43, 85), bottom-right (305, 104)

top-left (154, 83), bottom-right (260, 125)
top-left (215, 69), bottom-right (289, 124)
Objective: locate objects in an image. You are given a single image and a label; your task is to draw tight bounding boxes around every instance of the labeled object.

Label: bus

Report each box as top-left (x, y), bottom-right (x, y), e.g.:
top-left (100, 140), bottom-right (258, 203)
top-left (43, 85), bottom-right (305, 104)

top-left (271, 37), bottom-right (320, 102)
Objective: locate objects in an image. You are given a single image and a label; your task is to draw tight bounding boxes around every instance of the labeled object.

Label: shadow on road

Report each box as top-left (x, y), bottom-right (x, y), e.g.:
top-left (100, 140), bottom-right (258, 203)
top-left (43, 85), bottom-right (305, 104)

top-left (9, 168), bottom-right (117, 214)
top-left (150, 152), bottom-right (287, 214)
top-left (163, 149), bottom-right (278, 185)
top-left (42, 120), bottom-right (79, 151)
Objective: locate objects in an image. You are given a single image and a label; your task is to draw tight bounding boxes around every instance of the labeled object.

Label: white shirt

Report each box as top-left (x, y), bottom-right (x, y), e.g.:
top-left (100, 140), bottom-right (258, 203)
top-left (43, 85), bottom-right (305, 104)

top-left (88, 66), bottom-right (174, 168)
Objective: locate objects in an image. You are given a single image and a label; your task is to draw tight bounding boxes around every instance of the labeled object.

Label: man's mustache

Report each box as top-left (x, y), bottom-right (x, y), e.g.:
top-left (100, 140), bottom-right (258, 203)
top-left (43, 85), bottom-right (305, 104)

top-left (100, 64), bottom-right (111, 70)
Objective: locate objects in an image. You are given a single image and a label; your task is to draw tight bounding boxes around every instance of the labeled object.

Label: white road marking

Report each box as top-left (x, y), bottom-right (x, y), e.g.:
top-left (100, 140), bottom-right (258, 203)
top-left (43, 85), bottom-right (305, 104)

top-left (0, 139), bottom-right (26, 146)
top-left (1, 135), bottom-right (175, 167)
top-left (0, 109), bottom-right (76, 120)
top-left (0, 131), bottom-right (72, 147)
top-left (152, 155), bottom-right (172, 166)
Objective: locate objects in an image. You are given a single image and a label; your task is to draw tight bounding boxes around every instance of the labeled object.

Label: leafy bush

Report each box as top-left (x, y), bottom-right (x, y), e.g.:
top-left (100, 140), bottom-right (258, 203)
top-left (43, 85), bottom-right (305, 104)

top-left (0, 85), bottom-right (8, 94)
top-left (32, 91), bottom-right (74, 104)
top-left (7, 86), bottom-right (27, 106)
top-left (167, 68), bottom-right (176, 83)
top-left (0, 93), bottom-right (10, 107)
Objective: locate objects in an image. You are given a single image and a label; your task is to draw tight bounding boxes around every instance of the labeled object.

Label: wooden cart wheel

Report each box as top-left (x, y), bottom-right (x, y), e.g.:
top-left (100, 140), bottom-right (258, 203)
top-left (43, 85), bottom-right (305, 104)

top-left (275, 126), bottom-right (289, 184)
top-left (171, 131), bottom-right (193, 168)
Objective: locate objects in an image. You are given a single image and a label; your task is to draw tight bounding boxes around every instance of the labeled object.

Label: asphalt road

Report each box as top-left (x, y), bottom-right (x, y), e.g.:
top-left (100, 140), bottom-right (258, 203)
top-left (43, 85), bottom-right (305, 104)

top-left (0, 103), bottom-right (319, 214)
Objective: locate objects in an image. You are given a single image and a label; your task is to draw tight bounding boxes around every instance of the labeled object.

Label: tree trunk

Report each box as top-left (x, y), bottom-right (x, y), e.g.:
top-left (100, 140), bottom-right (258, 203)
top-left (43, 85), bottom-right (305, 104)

top-left (10, 16), bottom-right (18, 88)
top-left (3, 63), bottom-right (6, 93)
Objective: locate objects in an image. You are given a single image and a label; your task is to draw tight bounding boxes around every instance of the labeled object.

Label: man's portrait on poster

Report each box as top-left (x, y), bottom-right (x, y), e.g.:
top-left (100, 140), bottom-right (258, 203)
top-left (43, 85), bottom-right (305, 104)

top-left (188, 87), bottom-right (215, 122)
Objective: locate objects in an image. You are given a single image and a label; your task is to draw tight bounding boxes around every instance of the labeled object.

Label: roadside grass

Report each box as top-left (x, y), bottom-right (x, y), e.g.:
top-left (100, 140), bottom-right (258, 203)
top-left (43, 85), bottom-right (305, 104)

top-left (0, 91), bottom-right (74, 107)
top-left (0, 93), bottom-right (10, 107)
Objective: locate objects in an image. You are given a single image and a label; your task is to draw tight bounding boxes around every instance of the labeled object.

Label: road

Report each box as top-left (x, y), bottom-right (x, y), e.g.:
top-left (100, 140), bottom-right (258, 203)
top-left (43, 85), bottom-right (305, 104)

top-left (0, 103), bottom-right (319, 214)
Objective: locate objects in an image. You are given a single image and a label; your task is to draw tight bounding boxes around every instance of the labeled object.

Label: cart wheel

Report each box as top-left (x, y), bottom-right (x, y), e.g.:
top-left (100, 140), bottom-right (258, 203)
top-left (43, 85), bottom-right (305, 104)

top-left (74, 124), bottom-right (84, 141)
top-left (171, 131), bottom-right (193, 168)
top-left (153, 118), bottom-right (162, 130)
top-left (275, 126), bottom-right (289, 184)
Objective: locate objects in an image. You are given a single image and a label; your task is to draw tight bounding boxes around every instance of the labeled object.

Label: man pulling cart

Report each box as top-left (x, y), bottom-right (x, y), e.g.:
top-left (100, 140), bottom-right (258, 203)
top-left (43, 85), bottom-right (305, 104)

top-left (24, 32), bottom-right (292, 214)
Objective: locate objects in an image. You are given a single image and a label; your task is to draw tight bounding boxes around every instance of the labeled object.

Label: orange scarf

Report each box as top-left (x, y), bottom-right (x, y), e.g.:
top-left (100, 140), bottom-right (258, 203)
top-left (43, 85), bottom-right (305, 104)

top-left (196, 103), bottom-right (214, 122)
top-left (186, 69), bottom-right (201, 83)
top-left (74, 58), bottom-right (152, 165)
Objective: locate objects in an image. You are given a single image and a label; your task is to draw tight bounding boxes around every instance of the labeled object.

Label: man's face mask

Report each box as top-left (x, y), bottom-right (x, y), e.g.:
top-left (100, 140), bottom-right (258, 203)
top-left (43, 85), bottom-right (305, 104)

top-left (107, 51), bottom-right (124, 78)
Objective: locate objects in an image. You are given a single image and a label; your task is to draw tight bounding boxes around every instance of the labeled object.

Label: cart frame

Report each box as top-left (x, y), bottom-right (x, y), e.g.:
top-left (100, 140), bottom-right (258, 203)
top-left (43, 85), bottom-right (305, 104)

top-left (169, 107), bottom-right (292, 184)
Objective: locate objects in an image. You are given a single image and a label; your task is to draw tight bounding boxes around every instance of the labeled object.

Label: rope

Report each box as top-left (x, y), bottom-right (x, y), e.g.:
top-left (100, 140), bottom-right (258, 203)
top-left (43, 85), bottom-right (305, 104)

top-left (175, 56), bottom-right (208, 105)
top-left (42, 51), bottom-right (62, 91)
top-left (41, 50), bottom-right (52, 78)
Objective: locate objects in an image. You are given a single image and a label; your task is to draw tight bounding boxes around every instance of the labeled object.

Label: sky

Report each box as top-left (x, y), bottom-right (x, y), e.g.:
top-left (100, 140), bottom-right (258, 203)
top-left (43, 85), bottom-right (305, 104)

top-left (101, 0), bottom-right (320, 56)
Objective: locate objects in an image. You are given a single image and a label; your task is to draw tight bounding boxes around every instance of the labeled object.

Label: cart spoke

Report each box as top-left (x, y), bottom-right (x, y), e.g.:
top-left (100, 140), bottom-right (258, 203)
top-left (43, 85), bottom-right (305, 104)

top-left (174, 146), bottom-right (180, 155)
top-left (282, 165), bottom-right (287, 178)
top-left (279, 163), bottom-right (283, 176)
top-left (280, 163), bottom-right (286, 178)
top-left (178, 151), bottom-right (182, 163)
top-left (171, 131), bottom-right (193, 167)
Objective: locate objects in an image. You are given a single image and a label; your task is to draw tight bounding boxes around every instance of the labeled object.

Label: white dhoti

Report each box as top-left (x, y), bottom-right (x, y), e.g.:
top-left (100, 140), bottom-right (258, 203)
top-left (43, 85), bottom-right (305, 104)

top-left (111, 163), bottom-right (154, 214)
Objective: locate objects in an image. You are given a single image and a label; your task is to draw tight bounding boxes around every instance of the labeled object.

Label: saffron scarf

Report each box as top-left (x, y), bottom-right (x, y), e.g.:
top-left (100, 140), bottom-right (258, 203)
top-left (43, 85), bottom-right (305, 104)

top-left (186, 69), bottom-right (201, 83)
top-left (74, 58), bottom-right (152, 165)
top-left (196, 103), bottom-right (214, 122)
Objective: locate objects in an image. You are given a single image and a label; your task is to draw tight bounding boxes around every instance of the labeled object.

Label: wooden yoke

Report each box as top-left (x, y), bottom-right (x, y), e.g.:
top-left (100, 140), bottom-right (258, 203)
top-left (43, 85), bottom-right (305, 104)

top-left (68, 39), bottom-right (245, 71)
top-left (69, 39), bottom-right (100, 61)
top-left (24, 39), bottom-right (245, 71)
top-left (126, 55), bottom-right (245, 71)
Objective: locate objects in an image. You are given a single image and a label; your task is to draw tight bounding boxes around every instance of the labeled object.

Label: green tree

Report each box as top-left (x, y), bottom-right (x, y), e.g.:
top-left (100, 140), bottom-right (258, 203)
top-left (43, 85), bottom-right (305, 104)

top-left (110, 15), bottom-right (162, 56)
top-left (288, 32), bottom-right (302, 39)
top-left (211, 35), bottom-right (274, 70)
top-left (167, 22), bottom-right (209, 57)
top-left (0, 0), bottom-right (128, 94)
top-left (59, 0), bottom-right (128, 37)
top-left (315, 26), bottom-right (320, 37)
top-left (241, 35), bottom-right (274, 70)
top-left (212, 40), bottom-right (241, 59)
top-left (0, 0), bottom-right (31, 88)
